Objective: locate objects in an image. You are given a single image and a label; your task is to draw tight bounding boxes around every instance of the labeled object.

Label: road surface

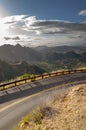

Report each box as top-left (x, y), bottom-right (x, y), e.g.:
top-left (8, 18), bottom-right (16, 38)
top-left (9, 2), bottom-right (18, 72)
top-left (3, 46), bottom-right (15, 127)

top-left (0, 72), bottom-right (86, 130)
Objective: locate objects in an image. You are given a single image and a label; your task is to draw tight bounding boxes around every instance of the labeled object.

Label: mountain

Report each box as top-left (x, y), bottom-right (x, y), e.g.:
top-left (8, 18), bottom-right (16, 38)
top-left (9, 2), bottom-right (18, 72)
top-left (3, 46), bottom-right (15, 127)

top-left (0, 44), bottom-right (41, 62)
top-left (34, 46), bottom-right (86, 69)
top-left (34, 45), bottom-right (86, 53)
top-left (33, 46), bottom-right (49, 51)
top-left (0, 44), bottom-right (85, 63)
top-left (0, 60), bottom-right (45, 82)
top-left (0, 44), bottom-right (86, 82)
top-left (34, 47), bottom-right (85, 63)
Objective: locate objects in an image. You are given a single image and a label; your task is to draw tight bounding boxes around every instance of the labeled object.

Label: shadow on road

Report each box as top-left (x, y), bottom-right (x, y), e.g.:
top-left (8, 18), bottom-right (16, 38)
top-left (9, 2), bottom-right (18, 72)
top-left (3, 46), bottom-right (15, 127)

top-left (0, 80), bottom-right (60, 104)
top-left (0, 73), bottom-right (86, 104)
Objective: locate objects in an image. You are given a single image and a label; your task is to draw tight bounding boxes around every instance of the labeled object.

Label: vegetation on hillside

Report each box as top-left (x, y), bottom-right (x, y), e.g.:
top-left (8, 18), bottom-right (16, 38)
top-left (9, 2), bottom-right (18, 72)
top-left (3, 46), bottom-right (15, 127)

top-left (0, 60), bottom-right (45, 82)
top-left (0, 44), bottom-right (86, 82)
top-left (15, 84), bottom-right (86, 130)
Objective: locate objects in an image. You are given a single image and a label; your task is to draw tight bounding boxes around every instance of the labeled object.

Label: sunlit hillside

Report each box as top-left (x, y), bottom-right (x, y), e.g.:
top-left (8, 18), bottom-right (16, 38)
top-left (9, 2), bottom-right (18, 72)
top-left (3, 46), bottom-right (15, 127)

top-left (17, 84), bottom-right (86, 130)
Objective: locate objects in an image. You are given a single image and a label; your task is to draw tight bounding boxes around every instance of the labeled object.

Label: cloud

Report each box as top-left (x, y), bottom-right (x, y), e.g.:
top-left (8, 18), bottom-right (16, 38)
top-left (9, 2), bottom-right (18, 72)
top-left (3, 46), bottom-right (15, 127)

top-left (22, 16), bottom-right (86, 35)
top-left (3, 15), bottom-right (27, 24)
top-left (78, 10), bottom-right (86, 16)
top-left (0, 14), bottom-right (86, 47)
top-left (25, 16), bottom-right (37, 26)
top-left (4, 36), bottom-right (20, 40)
top-left (1, 15), bottom-right (86, 35)
top-left (27, 20), bottom-right (86, 34)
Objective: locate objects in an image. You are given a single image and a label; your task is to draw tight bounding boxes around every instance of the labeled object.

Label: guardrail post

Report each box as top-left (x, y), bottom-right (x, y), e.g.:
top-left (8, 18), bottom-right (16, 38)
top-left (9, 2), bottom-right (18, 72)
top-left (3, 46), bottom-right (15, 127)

top-left (15, 81), bottom-right (17, 86)
top-left (80, 69), bottom-right (83, 72)
top-left (3, 85), bottom-right (5, 90)
top-left (25, 79), bottom-right (27, 83)
top-left (62, 71), bottom-right (65, 75)
top-left (49, 73), bottom-right (51, 77)
top-left (42, 75), bottom-right (44, 79)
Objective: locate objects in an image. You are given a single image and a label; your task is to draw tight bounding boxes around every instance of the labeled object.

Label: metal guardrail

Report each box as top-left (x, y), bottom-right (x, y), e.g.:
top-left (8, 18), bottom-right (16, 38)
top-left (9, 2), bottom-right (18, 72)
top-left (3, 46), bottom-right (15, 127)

top-left (0, 69), bottom-right (86, 90)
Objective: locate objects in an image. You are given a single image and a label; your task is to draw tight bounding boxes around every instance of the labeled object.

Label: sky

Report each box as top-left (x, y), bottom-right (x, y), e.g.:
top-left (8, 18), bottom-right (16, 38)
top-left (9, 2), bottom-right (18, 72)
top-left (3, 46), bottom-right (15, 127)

top-left (0, 0), bottom-right (86, 47)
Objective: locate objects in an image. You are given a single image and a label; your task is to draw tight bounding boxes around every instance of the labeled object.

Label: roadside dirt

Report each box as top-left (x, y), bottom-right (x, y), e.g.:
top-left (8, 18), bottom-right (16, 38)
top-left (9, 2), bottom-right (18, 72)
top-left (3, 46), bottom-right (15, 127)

top-left (41, 84), bottom-right (86, 130)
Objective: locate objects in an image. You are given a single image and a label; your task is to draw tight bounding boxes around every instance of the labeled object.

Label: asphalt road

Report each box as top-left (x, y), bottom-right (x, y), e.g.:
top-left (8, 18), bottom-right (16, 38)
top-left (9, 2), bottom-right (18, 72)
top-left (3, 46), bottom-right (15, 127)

top-left (0, 72), bottom-right (86, 130)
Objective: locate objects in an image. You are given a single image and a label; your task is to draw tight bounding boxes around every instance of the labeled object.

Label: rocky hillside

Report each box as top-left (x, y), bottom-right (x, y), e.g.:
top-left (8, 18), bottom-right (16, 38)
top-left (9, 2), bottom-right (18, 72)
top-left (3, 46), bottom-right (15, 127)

top-left (0, 44), bottom-right (41, 62)
top-left (41, 84), bottom-right (86, 130)
top-left (0, 44), bottom-right (86, 64)
top-left (18, 84), bottom-right (86, 130)
top-left (0, 44), bottom-right (86, 82)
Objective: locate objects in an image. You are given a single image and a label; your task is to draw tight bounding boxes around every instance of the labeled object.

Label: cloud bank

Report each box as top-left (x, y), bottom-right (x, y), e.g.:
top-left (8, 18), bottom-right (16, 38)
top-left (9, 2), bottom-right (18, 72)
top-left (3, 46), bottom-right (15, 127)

top-left (0, 15), bottom-right (86, 47)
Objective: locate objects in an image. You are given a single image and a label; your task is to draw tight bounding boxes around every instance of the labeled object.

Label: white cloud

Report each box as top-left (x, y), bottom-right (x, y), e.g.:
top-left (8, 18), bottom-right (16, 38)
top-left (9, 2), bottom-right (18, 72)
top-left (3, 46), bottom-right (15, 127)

top-left (78, 10), bottom-right (86, 16)
top-left (1, 15), bottom-right (86, 36)
top-left (25, 16), bottom-right (37, 26)
top-left (0, 14), bottom-right (86, 47)
top-left (0, 15), bottom-right (27, 24)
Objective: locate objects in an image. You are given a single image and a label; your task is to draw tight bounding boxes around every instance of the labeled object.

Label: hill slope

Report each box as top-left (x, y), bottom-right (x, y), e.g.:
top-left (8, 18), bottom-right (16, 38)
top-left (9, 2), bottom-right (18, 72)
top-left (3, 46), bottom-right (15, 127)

top-left (34, 45), bottom-right (86, 53)
top-left (0, 60), bottom-right (45, 82)
top-left (0, 44), bottom-right (86, 63)
top-left (0, 44), bottom-right (41, 62)
top-left (41, 84), bottom-right (86, 130)
top-left (18, 84), bottom-right (86, 130)
top-left (0, 44), bottom-right (86, 81)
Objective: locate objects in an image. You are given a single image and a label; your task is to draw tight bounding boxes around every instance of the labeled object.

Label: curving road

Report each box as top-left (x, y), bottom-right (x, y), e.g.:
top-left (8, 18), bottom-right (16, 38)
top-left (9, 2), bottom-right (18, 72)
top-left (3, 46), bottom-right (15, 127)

top-left (0, 72), bottom-right (86, 130)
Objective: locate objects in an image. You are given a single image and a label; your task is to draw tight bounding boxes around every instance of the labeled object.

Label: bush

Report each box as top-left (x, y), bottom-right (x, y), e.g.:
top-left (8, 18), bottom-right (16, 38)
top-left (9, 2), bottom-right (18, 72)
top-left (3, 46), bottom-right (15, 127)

top-left (15, 105), bottom-right (52, 130)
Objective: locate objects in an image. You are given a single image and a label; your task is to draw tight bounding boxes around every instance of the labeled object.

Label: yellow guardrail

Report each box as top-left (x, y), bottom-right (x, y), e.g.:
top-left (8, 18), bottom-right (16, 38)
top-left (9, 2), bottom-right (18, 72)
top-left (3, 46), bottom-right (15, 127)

top-left (0, 69), bottom-right (86, 90)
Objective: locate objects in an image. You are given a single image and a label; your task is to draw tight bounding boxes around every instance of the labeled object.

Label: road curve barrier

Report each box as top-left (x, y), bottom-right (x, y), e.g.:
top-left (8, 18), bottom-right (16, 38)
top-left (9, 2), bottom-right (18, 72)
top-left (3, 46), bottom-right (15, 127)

top-left (0, 69), bottom-right (86, 90)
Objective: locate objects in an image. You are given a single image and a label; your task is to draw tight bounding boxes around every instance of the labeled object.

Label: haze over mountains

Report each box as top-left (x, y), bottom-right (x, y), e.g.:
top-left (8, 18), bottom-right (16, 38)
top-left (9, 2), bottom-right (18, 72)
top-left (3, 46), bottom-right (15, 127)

top-left (0, 44), bottom-right (86, 82)
top-left (34, 45), bottom-right (86, 53)
top-left (0, 44), bottom-right (41, 62)
top-left (0, 44), bottom-right (86, 62)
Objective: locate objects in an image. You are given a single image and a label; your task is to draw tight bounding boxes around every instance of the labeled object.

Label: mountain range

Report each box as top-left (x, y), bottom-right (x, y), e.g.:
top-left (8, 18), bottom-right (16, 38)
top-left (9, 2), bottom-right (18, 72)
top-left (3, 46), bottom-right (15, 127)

top-left (0, 60), bottom-right (45, 82)
top-left (0, 44), bottom-right (86, 63)
top-left (0, 44), bottom-right (41, 62)
top-left (0, 44), bottom-right (86, 82)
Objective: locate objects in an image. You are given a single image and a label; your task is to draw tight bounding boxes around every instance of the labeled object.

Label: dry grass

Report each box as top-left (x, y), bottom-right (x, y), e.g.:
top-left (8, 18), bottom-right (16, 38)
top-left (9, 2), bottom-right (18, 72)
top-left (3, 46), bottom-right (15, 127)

top-left (41, 84), bottom-right (86, 130)
top-left (15, 83), bottom-right (86, 130)
top-left (15, 106), bottom-right (53, 130)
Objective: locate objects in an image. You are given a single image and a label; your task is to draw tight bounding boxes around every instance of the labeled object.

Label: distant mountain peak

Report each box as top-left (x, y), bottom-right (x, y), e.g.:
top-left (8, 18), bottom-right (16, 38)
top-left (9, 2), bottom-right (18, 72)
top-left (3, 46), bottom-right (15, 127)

top-left (0, 44), bottom-right (41, 62)
top-left (15, 43), bottom-right (22, 47)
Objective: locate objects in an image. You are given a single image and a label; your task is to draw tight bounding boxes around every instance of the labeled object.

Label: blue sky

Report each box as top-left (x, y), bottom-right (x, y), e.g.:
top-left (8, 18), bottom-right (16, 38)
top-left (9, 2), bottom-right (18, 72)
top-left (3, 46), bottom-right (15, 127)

top-left (0, 0), bottom-right (86, 47)
top-left (0, 0), bottom-right (86, 21)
